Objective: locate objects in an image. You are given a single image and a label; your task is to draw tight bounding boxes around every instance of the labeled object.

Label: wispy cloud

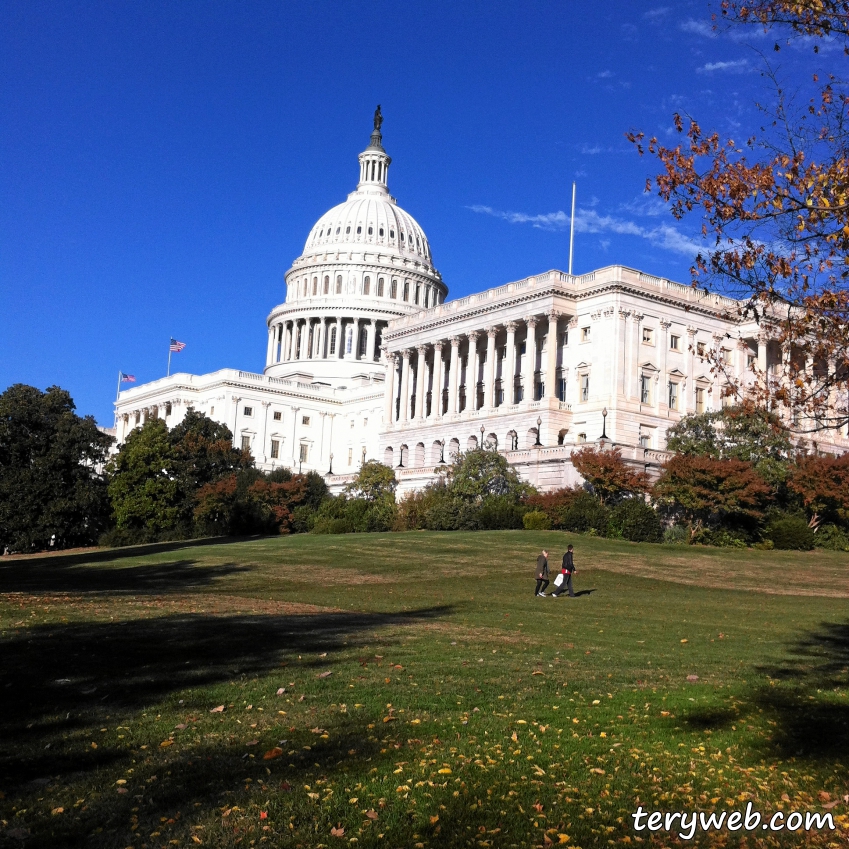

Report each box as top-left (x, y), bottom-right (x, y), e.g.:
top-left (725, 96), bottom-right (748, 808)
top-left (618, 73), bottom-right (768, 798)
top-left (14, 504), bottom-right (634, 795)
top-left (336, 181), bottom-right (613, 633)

top-left (467, 205), bottom-right (704, 257)
top-left (596, 69), bottom-right (614, 79)
top-left (680, 18), bottom-right (716, 38)
top-left (697, 58), bottom-right (749, 73)
top-left (644, 7), bottom-right (670, 20)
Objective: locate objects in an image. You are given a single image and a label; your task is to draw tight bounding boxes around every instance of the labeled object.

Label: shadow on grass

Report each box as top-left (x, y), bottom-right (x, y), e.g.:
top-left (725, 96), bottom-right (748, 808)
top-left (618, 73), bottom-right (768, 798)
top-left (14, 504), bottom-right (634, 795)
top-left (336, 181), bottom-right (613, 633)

top-left (0, 605), bottom-right (454, 785)
top-left (682, 619), bottom-right (849, 760)
top-left (0, 557), bottom-right (249, 594)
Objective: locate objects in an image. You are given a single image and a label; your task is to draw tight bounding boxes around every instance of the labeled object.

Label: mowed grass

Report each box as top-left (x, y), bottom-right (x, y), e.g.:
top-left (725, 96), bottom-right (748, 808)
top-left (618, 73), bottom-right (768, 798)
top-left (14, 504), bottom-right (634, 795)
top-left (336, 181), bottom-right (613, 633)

top-left (1, 533), bottom-right (848, 849)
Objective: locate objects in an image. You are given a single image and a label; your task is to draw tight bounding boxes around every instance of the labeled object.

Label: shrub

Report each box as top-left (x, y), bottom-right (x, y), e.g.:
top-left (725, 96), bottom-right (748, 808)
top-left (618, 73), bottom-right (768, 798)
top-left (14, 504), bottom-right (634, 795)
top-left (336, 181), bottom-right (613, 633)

top-left (523, 510), bottom-right (552, 531)
top-left (765, 516), bottom-right (815, 550)
top-left (663, 524), bottom-right (689, 545)
top-left (561, 492), bottom-right (610, 536)
top-left (312, 517), bottom-right (354, 535)
top-left (523, 486), bottom-right (583, 529)
top-left (814, 524), bottom-right (849, 551)
top-left (477, 496), bottom-right (525, 530)
top-left (691, 527), bottom-right (748, 548)
top-left (610, 498), bottom-right (662, 543)
top-left (290, 504), bottom-right (318, 534)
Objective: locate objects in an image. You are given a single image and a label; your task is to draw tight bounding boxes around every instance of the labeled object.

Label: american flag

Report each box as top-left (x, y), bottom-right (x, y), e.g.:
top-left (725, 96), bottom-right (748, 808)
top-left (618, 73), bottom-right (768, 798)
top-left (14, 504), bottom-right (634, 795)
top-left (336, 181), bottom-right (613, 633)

top-left (169, 338), bottom-right (186, 352)
top-left (120, 372), bottom-right (136, 383)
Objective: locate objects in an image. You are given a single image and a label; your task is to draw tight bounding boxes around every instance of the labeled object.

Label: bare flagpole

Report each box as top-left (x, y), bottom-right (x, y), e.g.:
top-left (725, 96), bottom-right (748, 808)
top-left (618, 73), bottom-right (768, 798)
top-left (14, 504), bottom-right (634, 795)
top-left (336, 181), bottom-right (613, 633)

top-left (167, 340), bottom-right (172, 377)
top-left (568, 181), bottom-right (576, 276)
top-left (115, 370), bottom-right (122, 402)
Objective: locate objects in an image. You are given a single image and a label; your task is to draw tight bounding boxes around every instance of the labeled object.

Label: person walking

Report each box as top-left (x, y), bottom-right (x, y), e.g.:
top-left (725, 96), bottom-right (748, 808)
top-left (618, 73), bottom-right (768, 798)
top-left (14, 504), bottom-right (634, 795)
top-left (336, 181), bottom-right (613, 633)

top-left (535, 549), bottom-right (550, 597)
top-left (551, 544), bottom-right (577, 598)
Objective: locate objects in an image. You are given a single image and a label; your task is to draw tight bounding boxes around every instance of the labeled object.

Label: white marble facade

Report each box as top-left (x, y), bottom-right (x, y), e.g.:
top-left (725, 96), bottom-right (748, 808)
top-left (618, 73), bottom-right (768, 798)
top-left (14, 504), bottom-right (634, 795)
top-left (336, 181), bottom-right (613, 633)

top-left (113, 118), bottom-right (849, 493)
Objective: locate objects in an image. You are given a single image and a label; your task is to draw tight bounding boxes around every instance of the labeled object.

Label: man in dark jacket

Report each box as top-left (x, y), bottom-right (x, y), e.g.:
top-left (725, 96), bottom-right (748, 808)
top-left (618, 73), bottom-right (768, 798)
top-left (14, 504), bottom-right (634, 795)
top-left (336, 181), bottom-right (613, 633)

top-left (552, 544), bottom-right (576, 597)
top-left (535, 550), bottom-right (550, 597)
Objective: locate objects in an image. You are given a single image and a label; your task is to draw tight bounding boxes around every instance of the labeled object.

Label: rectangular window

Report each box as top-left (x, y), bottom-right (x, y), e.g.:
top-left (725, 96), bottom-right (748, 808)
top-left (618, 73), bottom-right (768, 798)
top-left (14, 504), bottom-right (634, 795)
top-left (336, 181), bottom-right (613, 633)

top-left (358, 330), bottom-right (367, 357)
top-left (561, 331), bottom-right (569, 347)
top-left (363, 417), bottom-right (368, 427)
top-left (640, 375), bottom-right (651, 405)
top-left (577, 432), bottom-right (587, 444)
top-left (696, 386), bottom-right (705, 414)
top-left (642, 327), bottom-right (654, 344)
top-left (345, 328), bottom-right (353, 354)
top-left (639, 433), bottom-right (650, 449)
top-left (241, 435), bottom-right (251, 452)
top-left (301, 415), bottom-right (310, 426)
top-left (299, 443), bottom-right (309, 463)
top-left (670, 334), bottom-right (680, 350)
top-left (723, 348), bottom-right (733, 365)
top-left (347, 447), bottom-right (353, 465)
top-left (557, 378), bottom-right (566, 402)
top-left (697, 341), bottom-right (706, 357)
top-left (581, 326), bottom-right (591, 343)
top-left (209, 407), bottom-right (214, 417)
top-left (329, 327), bottom-right (337, 355)
top-left (270, 439), bottom-right (280, 459)
top-left (243, 406), bottom-right (253, 417)
top-left (668, 381), bottom-right (679, 410)
top-left (273, 411), bottom-right (282, 421)
top-left (581, 374), bottom-right (589, 402)
top-left (165, 402), bottom-right (172, 416)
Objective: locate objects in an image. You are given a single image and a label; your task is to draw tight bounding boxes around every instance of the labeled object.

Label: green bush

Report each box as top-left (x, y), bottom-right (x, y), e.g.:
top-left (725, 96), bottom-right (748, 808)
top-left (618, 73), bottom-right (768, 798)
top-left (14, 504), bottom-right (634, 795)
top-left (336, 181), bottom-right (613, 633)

top-left (311, 517), bottom-right (354, 535)
top-left (814, 524), bottom-right (849, 551)
top-left (766, 516), bottom-right (815, 550)
top-left (663, 524), bottom-right (689, 545)
top-left (290, 504), bottom-right (317, 534)
top-left (691, 527), bottom-right (748, 548)
top-left (477, 496), bottom-right (525, 530)
top-left (523, 510), bottom-right (552, 531)
top-left (561, 492), bottom-right (610, 536)
top-left (610, 498), bottom-right (662, 543)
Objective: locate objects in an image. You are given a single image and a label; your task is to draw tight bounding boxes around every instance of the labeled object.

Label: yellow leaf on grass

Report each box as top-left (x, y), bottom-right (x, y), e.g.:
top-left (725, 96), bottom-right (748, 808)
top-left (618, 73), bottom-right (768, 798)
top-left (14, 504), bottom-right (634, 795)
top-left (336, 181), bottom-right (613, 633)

top-left (159, 740), bottom-right (173, 748)
top-left (263, 747), bottom-right (283, 760)
top-left (438, 768), bottom-right (452, 775)
top-left (51, 807), bottom-right (64, 815)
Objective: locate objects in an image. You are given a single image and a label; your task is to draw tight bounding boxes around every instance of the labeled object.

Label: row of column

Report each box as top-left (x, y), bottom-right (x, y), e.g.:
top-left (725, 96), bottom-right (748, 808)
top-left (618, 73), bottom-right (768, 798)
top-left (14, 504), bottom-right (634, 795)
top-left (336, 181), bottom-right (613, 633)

top-left (383, 311), bottom-right (562, 425)
top-left (267, 317), bottom-right (381, 366)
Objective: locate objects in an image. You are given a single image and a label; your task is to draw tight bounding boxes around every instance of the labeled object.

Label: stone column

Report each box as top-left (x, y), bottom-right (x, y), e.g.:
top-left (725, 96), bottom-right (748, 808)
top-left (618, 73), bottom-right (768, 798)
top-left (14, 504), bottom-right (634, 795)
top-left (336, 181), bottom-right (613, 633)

top-left (415, 345), bottom-right (427, 420)
top-left (383, 350), bottom-right (397, 424)
top-left (293, 320), bottom-right (303, 360)
top-left (448, 336), bottom-right (461, 414)
top-left (399, 350), bottom-right (412, 422)
top-left (314, 318), bottom-right (324, 359)
top-left (659, 320), bottom-right (671, 408)
top-left (686, 326), bottom-right (697, 413)
top-left (504, 321), bottom-right (517, 405)
top-left (631, 314), bottom-right (644, 400)
top-left (364, 319), bottom-right (375, 362)
top-left (266, 325), bottom-right (275, 367)
top-left (523, 317), bottom-right (539, 403)
top-left (281, 322), bottom-right (290, 361)
top-left (757, 333), bottom-right (768, 374)
top-left (544, 310), bottom-right (560, 400)
top-left (483, 327), bottom-right (498, 409)
top-left (431, 341), bottom-right (444, 418)
top-left (468, 331), bottom-right (481, 411)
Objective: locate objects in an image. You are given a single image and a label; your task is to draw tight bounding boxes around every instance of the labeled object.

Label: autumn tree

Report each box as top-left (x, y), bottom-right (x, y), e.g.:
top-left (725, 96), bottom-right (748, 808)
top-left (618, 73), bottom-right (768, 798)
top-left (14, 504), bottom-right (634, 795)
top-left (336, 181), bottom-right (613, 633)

top-left (787, 451), bottom-right (849, 527)
top-left (629, 0), bottom-right (849, 434)
top-left (344, 460), bottom-right (397, 502)
top-left (654, 454), bottom-right (772, 536)
top-left (570, 446), bottom-right (650, 504)
top-left (444, 448), bottom-right (531, 503)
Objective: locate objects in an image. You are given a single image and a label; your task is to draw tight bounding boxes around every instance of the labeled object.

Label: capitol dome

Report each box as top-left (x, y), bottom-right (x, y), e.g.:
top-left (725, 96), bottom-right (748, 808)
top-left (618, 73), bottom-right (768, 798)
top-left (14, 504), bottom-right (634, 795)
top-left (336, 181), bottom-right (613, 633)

top-left (264, 110), bottom-right (447, 386)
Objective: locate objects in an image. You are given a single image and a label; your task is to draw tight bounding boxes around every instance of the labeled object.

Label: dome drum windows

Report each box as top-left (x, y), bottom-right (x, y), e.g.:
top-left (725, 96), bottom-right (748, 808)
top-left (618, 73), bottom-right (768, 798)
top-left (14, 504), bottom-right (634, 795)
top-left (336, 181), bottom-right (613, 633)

top-left (379, 227), bottom-right (384, 237)
top-left (378, 277), bottom-right (385, 297)
top-left (367, 226), bottom-right (373, 236)
top-left (403, 281), bottom-right (410, 302)
top-left (312, 276), bottom-right (318, 296)
top-left (323, 275), bottom-right (330, 294)
top-left (356, 226), bottom-right (362, 235)
top-left (390, 279), bottom-right (398, 299)
top-left (363, 275), bottom-right (371, 295)
top-left (336, 275), bottom-right (342, 294)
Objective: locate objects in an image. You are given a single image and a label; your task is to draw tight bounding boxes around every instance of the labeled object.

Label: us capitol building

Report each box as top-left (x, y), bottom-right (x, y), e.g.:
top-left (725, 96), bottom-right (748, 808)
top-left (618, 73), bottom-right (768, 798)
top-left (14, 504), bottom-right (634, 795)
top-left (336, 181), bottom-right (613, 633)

top-left (113, 112), bottom-right (848, 493)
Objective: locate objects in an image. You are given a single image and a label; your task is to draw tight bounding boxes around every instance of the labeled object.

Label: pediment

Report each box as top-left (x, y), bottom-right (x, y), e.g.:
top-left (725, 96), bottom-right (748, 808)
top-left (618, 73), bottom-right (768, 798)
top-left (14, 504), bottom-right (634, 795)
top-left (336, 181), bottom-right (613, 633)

top-left (668, 368), bottom-right (686, 378)
top-left (575, 361), bottom-right (591, 370)
top-left (640, 361), bottom-right (659, 372)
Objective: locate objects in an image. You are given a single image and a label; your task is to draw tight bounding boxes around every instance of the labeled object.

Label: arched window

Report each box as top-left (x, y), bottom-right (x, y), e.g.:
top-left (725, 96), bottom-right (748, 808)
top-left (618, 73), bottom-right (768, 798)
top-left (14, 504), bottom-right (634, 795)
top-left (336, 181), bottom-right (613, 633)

top-left (335, 226), bottom-right (340, 234)
top-left (403, 281), bottom-right (410, 301)
top-left (363, 276), bottom-right (370, 295)
top-left (377, 277), bottom-right (385, 297)
top-left (400, 232), bottom-right (405, 242)
top-left (329, 326), bottom-right (337, 355)
top-left (323, 275), bottom-right (329, 294)
top-left (356, 225), bottom-right (362, 235)
top-left (312, 277), bottom-right (318, 295)
top-left (390, 229), bottom-right (395, 239)
top-left (379, 227), bottom-right (384, 237)
top-left (415, 284), bottom-right (421, 305)
top-left (368, 226), bottom-right (373, 235)
top-left (336, 275), bottom-right (342, 294)
top-left (390, 279), bottom-right (398, 299)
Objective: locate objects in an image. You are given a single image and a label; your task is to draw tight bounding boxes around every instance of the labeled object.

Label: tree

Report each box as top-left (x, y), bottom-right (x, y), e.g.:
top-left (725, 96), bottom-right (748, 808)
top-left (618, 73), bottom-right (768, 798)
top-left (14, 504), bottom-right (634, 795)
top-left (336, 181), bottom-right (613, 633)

top-left (344, 461), bottom-right (397, 502)
top-left (787, 451), bottom-right (849, 527)
top-left (570, 446), bottom-right (650, 504)
top-left (444, 448), bottom-right (531, 502)
top-left (654, 454), bottom-right (772, 536)
top-left (665, 405), bottom-right (793, 487)
top-left (628, 1), bottom-right (849, 433)
top-left (0, 384), bottom-right (112, 552)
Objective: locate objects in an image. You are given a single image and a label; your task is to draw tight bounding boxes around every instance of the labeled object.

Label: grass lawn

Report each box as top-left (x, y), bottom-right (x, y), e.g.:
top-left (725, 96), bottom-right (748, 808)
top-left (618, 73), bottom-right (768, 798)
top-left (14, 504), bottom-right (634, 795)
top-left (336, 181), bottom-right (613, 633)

top-left (1, 532), bottom-right (848, 848)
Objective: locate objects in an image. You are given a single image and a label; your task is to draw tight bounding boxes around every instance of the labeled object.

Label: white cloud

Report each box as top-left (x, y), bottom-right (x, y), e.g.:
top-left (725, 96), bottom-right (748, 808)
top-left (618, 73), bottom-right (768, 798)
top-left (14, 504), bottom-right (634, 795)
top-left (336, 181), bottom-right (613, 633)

top-left (696, 58), bottom-right (749, 73)
top-left (644, 7), bottom-right (670, 20)
top-left (596, 69), bottom-right (614, 79)
top-left (680, 18), bottom-right (716, 38)
top-left (467, 204), bottom-right (704, 257)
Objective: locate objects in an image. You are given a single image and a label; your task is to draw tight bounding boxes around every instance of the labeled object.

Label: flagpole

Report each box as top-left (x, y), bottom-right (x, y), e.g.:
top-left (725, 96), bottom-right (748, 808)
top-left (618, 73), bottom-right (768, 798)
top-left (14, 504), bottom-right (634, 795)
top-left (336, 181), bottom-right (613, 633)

top-left (568, 181), bottom-right (576, 276)
top-left (116, 370), bottom-right (121, 403)
top-left (167, 341), bottom-right (172, 378)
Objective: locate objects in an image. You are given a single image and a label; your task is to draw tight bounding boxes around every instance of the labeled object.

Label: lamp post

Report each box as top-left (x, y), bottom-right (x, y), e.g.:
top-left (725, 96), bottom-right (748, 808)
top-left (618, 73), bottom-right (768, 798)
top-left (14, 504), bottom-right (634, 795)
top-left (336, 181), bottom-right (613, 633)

top-left (534, 415), bottom-right (542, 447)
top-left (328, 452), bottom-right (334, 475)
top-left (480, 424), bottom-right (485, 449)
top-left (600, 406), bottom-right (608, 441)
top-left (361, 446), bottom-right (367, 466)
top-left (438, 439), bottom-right (445, 464)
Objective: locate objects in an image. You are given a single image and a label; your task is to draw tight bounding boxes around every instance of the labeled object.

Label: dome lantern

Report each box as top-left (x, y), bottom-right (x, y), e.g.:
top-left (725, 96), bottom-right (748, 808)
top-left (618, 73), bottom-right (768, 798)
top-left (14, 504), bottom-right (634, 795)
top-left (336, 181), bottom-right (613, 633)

top-left (357, 105), bottom-right (391, 192)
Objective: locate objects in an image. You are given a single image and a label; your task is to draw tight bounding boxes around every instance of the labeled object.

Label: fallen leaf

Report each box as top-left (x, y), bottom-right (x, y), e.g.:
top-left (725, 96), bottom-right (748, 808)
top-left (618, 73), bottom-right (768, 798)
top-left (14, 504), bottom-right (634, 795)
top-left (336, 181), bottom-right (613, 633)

top-left (680, 639), bottom-right (688, 644)
top-left (687, 674), bottom-right (699, 682)
top-left (51, 806), bottom-right (64, 815)
top-left (533, 802), bottom-right (544, 813)
top-left (317, 671), bottom-right (333, 679)
top-left (159, 740), bottom-right (173, 748)
top-left (330, 825), bottom-right (345, 838)
top-left (438, 768), bottom-right (452, 775)
top-left (210, 705), bottom-right (224, 713)
top-left (245, 740), bottom-right (258, 746)
top-left (175, 723), bottom-right (188, 730)
top-left (276, 687), bottom-right (285, 695)
top-left (819, 791), bottom-right (832, 802)
top-left (366, 809), bottom-right (378, 821)
top-left (260, 811), bottom-right (267, 820)
top-left (590, 768), bottom-right (605, 775)
top-left (429, 814), bottom-right (439, 824)
top-left (511, 731), bottom-right (518, 742)
top-left (263, 747), bottom-right (284, 760)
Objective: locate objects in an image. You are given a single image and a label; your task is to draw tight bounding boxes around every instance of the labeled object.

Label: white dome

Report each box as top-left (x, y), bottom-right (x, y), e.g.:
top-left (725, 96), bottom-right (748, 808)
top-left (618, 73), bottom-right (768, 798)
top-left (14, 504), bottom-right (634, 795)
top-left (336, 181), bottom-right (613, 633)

top-left (304, 195), bottom-right (435, 271)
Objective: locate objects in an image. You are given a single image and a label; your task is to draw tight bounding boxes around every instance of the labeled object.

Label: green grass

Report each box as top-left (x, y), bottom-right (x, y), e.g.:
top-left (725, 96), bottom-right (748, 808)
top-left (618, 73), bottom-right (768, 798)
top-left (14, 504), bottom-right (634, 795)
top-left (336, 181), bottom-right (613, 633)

top-left (1, 532), bottom-right (848, 848)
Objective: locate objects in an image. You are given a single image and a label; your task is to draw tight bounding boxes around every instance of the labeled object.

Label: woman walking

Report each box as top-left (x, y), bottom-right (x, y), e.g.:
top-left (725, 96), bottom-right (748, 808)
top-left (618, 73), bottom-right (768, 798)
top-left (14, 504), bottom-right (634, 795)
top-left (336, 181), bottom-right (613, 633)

top-left (535, 549), bottom-right (550, 597)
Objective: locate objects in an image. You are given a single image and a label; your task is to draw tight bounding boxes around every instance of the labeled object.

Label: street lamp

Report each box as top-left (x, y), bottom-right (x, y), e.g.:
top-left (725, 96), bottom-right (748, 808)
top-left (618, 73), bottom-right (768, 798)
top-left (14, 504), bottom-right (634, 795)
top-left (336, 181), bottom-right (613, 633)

top-left (600, 406), bottom-right (608, 441)
top-left (361, 446), bottom-right (367, 466)
top-left (534, 415), bottom-right (542, 447)
top-left (438, 439), bottom-right (445, 464)
top-left (328, 452), bottom-right (334, 475)
top-left (480, 424), bottom-right (485, 448)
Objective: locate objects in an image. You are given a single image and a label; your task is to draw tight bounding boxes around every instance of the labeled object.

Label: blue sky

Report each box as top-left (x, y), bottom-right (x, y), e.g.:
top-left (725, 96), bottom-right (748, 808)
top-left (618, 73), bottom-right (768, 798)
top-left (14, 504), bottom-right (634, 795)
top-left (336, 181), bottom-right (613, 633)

top-left (0, 1), bottom-right (815, 424)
